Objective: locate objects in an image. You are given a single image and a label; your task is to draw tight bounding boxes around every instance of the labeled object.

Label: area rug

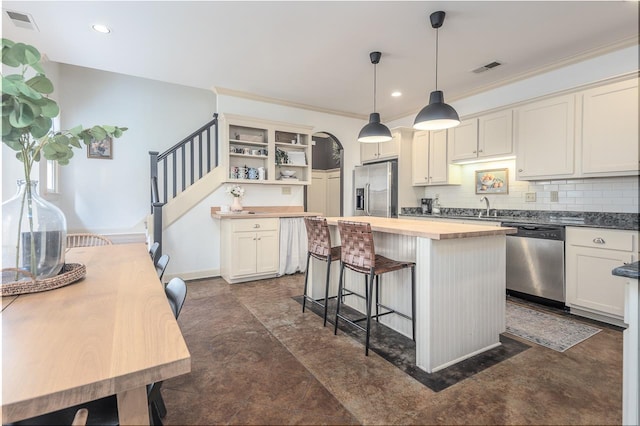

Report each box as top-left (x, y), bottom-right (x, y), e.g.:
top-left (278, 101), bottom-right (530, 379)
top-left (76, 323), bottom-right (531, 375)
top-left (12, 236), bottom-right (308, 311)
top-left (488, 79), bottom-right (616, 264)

top-left (293, 295), bottom-right (529, 392)
top-left (505, 302), bottom-right (602, 352)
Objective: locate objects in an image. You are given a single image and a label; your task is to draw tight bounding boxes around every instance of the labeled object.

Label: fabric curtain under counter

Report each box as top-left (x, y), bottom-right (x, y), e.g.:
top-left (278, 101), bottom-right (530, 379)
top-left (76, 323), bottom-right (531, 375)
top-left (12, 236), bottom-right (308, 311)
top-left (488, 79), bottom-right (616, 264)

top-left (278, 217), bottom-right (308, 276)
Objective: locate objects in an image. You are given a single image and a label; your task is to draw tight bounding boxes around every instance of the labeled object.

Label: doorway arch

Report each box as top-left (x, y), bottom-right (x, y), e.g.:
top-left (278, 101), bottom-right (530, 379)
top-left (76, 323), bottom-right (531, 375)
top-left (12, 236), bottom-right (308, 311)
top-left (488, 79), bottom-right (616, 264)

top-left (305, 132), bottom-right (344, 216)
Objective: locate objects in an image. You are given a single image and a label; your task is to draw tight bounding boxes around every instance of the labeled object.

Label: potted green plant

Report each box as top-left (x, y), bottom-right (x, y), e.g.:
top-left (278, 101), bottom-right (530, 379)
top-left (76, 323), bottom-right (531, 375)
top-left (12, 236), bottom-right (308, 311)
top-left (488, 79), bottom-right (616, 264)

top-left (1, 38), bottom-right (128, 282)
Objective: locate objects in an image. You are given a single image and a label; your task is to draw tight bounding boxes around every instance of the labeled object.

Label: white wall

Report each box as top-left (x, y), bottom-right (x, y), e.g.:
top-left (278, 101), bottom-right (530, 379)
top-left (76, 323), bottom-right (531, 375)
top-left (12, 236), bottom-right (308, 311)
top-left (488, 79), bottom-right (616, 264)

top-left (39, 64), bottom-right (217, 234)
top-left (388, 45), bottom-right (639, 214)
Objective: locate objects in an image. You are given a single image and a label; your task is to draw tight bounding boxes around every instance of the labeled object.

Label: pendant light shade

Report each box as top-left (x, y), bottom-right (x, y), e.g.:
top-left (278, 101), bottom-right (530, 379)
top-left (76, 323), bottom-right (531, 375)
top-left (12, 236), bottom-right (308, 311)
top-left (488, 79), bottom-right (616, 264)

top-left (413, 11), bottom-right (460, 131)
top-left (413, 90), bottom-right (460, 130)
top-left (358, 113), bottom-right (392, 143)
top-left (358, 51), bottom-right (392, 143)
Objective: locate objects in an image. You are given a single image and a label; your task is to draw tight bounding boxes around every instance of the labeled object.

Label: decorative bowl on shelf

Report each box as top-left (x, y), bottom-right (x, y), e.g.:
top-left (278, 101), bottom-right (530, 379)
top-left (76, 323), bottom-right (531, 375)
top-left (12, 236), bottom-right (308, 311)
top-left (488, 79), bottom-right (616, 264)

top-left (280, 170), bottom-right (296, 177)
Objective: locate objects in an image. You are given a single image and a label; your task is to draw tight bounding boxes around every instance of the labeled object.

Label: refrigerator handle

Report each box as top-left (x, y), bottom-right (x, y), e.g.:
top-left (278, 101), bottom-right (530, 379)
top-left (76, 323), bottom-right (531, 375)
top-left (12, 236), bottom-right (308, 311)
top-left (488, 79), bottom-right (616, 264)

top-left (365, 183), bottom-right (370, 216)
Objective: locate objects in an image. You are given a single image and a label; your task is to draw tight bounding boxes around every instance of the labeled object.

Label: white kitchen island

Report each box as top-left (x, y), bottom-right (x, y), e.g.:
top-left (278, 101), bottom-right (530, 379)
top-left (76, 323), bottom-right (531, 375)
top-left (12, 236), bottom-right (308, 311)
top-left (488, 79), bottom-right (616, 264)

top-left (308, 216), bottom-right (516, 373)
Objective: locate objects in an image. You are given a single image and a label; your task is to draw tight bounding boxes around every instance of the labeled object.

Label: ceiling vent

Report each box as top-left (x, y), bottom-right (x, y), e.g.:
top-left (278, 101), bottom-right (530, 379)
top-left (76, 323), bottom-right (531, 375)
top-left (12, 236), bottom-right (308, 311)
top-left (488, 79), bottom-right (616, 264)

top-left (472, 61), bottom-right (502, 74)
top-left (4, 10), bottom-right (39, 31)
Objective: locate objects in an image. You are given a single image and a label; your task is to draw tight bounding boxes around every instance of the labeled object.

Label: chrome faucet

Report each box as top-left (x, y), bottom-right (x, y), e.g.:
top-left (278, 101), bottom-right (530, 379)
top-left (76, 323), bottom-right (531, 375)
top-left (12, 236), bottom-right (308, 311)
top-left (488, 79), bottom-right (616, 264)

top-left (479, 196), bottom-right (490, 218)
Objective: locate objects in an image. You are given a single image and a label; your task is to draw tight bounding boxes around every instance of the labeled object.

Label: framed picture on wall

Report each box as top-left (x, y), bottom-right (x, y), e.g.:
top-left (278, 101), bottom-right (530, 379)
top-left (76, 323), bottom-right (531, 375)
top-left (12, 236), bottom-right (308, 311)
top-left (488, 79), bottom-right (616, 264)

top-left (475, 168), bottom-right (508, 194)
top-left (87, 136), bottom-right (113, 159)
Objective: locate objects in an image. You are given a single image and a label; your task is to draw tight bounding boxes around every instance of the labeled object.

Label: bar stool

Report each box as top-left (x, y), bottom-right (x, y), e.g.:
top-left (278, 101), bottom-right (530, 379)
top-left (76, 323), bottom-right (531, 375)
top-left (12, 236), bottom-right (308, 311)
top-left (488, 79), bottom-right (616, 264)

top-left (302, 216), bottom-right (341, 327)
top-left (334, 220), bottom-right (415, 356)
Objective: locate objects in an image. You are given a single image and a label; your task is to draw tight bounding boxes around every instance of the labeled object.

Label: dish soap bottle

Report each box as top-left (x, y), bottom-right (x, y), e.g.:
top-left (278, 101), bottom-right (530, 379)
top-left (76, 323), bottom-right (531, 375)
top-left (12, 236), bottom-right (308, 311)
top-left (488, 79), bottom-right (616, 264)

top-left (432, 194), bottom-right (441, 215)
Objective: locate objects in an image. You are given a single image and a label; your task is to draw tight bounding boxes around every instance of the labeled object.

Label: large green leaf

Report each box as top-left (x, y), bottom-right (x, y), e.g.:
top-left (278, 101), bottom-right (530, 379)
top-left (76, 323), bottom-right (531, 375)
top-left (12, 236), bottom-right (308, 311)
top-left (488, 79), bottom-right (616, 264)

top-left (67, 125), bottom-right (82, 137)
top-left (52, 134), bottom-right (70, 148)
top-left (8, 101), bottom-right (35, 128)
top-left (37, 98), bottom-right (59, 118)
top-left (102, 125), bottom-right (116, 133)
top-left (68, 136), bottom-right (81, 148)
top-left (1, 116), bottom-right (11, 136)
top-left (42, 142), bottom-right (57, 156)
top-left (2, 46), bottom-right (20, 67)
top-left (14, 80), bottom-right (42, 100)
top-left (30, 116), bottom-right (52, 138)
top-left (90, 126), bottom-right (107, 141)
top-left (23, 45), bottom-right (41, 65)
top-left (2, 39), bottom-right (16, 49)
top-left (6, 43), bottom-right (27, 66)
top-left (1, 76), bottom-right (20, 96)
top-left (26, 75), bottom-right (53, 94)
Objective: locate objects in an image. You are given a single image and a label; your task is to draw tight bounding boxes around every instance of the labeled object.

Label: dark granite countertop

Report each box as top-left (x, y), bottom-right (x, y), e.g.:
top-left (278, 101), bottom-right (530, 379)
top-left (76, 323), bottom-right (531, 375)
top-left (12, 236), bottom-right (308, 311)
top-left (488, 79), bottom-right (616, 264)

top-left (612, 261), bottom-right (639, 280)
top-left (400, 208), bottom-right (639, 231)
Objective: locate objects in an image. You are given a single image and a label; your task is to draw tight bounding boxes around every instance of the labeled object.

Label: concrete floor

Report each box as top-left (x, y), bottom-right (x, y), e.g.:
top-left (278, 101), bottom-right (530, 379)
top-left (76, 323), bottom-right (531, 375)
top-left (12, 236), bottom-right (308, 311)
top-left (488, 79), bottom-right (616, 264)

top-left (162, 274), bottom-right (622, 425)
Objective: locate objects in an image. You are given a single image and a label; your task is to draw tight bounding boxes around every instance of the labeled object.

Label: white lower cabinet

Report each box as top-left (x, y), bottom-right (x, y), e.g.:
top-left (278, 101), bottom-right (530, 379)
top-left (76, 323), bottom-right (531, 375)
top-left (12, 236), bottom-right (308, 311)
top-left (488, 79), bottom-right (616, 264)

top-left (566, 227), bottom-right (638, 325)
top-left (221, 218), bottom-right (279, 283)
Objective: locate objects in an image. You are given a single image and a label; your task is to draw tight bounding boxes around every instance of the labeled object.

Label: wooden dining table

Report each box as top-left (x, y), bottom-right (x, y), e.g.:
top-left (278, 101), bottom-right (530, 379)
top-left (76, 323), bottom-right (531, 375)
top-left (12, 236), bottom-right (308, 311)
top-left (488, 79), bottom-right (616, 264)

top-left (1, 243), bottom-right (191, 425)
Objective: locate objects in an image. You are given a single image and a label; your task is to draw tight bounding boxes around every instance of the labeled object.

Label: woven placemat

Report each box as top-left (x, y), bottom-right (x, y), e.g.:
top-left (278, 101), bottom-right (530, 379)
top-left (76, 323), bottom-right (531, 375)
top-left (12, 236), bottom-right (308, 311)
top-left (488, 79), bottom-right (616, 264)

top-left (1, 263), bottom-right (86, 296)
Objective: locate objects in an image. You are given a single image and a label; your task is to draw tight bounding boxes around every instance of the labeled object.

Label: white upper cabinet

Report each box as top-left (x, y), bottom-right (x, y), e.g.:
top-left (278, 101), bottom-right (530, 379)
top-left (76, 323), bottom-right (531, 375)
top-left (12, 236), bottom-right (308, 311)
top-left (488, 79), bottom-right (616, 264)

top-left (515, 94), bottom-right (576, 180)
top-left (449, 119), bottom-right (479, 161)
top-left (361, 132), bottom-right (400, 163)
top-left (412, 130), bottom-right (460, 186)
top-left (479, 110), bottom-right (513, 158)
top-left (449, 110), bottom-right (513, 163)
top-left (580, 78), bottom-right (639, 176)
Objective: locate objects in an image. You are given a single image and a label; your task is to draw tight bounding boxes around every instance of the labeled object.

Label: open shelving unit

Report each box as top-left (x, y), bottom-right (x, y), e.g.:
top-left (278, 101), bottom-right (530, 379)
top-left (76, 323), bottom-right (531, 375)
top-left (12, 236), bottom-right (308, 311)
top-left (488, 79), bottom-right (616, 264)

top-left (220, 114), bottom-right (313, 185)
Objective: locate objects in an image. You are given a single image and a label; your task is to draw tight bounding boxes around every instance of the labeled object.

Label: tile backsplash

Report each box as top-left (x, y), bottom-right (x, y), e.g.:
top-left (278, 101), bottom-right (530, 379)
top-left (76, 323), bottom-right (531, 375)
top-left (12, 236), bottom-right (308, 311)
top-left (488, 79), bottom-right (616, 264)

top-left (420, 160), bottom-right (639, 214)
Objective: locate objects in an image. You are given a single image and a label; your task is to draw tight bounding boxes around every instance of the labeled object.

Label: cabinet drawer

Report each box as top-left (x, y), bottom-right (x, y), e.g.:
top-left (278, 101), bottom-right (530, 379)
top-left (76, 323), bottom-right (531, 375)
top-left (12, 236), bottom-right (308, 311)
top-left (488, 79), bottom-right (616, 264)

top-left (231, 218), bottom-right (278, 233)
top-left (567, 227), bottom-right (635, 252)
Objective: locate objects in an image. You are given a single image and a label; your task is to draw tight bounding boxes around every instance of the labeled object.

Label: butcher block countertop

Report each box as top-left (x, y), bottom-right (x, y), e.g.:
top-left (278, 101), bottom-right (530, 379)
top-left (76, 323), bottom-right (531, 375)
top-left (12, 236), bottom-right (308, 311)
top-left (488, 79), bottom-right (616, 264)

top-left (325, 216), bottom-right (516, 240)
top-left (212, 206), bottom-right (321, 219)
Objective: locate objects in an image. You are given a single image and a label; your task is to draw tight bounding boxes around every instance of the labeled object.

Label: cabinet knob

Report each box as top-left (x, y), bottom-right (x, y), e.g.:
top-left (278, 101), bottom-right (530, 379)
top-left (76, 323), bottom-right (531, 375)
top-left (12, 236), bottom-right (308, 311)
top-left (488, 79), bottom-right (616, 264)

top-left (472, 150), bottom-right (477, 154)
top-left (424, 177), bottom-right (428, 181)
top-left (593, 237), bottom-right (605, 244)
top-left (254, 224), bottom-right (260, 228)
top-left (518, 169), bottom-right (523, 172)
top-left (478, 149), bottom-right (483, 153)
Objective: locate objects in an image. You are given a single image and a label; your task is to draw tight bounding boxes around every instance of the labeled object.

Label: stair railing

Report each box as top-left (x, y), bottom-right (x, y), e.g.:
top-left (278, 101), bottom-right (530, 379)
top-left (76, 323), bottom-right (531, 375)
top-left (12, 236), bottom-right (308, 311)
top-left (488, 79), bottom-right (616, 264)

top-left (148, 113), bottom-right (219, 252)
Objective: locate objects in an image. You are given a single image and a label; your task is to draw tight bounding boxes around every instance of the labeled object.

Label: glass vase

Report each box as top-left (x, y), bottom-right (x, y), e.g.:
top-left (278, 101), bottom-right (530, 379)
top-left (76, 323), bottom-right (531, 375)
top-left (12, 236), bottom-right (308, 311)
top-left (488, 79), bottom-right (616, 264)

top-left (2, 180), bottom-right (67, 282)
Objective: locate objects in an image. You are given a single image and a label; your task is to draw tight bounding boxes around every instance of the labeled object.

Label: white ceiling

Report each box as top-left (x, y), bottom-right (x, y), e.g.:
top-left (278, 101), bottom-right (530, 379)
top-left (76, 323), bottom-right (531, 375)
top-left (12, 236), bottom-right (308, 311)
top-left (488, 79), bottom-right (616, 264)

top-left (2, 1), bottom-right (638, 121)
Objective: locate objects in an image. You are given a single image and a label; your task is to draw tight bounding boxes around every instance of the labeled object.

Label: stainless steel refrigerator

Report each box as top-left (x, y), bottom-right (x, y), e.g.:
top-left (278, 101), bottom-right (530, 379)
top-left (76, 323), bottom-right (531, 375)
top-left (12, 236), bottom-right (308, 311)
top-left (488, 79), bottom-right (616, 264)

top-left (353, 160), bottom-right (398, 217)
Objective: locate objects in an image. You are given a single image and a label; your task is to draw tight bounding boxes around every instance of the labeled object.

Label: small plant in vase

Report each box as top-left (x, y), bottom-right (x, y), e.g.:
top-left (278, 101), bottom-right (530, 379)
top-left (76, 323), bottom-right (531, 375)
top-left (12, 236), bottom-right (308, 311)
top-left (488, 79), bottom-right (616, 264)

top-left (1, 39), bottom-right (128, 282)
top-left (226, 185), bottom-right (245, 212)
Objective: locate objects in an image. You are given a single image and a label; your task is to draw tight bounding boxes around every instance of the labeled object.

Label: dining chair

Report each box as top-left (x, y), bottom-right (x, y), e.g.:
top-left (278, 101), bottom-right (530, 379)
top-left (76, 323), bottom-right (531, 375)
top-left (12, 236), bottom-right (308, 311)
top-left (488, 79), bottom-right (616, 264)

top-left (155, 254), bottom-right (170, 281)
top-left (72, 409), bottom-right (88, 426)
top-left (149, 241), bottom-right (160, 264)
top-left (5, 394), bottom-right (161, 425)
top-left (302, 216), bottom-right (341, 326)
top-left (151, 277), bottom-right (188, 419)
top-left (66, 233), bottom-right (112, 248)
top-left (334, 220), bottom-right (416, 356)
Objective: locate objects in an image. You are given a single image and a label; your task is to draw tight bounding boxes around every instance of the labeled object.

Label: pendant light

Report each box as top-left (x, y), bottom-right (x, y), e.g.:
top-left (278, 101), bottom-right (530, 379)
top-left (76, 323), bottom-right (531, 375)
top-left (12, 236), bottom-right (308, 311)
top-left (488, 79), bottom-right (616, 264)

top-left (413, 11), bottom-right (460, 131)
top-left (358, 51), bottom-right (392, 143)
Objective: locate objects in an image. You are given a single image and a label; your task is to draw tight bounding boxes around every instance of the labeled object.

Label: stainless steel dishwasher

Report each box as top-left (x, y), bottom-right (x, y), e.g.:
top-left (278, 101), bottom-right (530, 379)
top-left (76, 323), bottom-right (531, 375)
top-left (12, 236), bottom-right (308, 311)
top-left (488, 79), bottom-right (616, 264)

top-left (501, 222), bottom-right (565, 304)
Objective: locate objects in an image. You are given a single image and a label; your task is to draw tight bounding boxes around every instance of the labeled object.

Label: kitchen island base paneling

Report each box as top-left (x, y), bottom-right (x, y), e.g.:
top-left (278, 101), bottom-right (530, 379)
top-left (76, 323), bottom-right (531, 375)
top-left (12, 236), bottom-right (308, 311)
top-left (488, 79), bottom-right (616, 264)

top-left (309, 217), bottom-right (511, 373)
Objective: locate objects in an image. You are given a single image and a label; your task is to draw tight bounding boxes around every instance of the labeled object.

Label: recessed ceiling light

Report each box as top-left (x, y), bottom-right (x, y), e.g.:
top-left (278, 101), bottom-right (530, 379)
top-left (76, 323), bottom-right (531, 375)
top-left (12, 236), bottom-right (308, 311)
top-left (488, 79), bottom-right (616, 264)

top-left (92, 24), bottom-right (111, 34)
top-left (391, 91), bottom-right (402, 97)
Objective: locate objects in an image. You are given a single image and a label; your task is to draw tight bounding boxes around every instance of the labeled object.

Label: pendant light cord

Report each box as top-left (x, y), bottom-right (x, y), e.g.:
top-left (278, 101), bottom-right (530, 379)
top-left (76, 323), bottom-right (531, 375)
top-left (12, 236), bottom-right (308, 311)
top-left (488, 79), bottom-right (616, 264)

top-left (373, 62), bottom-right (377, 113)
top-left (434, 27), bottom-right (439, 91)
